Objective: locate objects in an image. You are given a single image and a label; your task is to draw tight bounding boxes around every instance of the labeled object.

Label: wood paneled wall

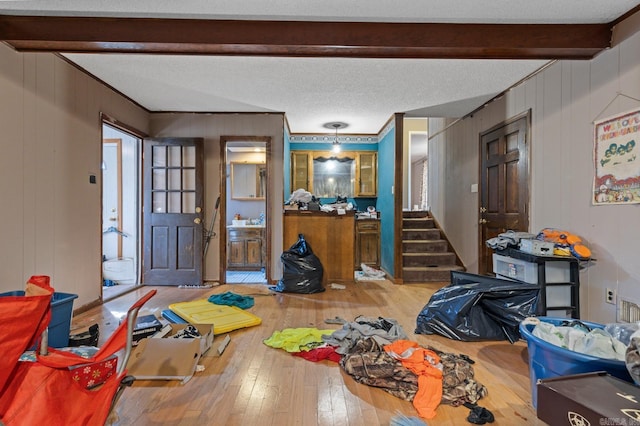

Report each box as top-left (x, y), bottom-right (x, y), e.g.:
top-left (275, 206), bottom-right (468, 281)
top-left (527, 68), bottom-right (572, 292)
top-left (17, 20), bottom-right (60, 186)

top-left (428, 20), bottom-right (640, 323)
top-left (0, 44), bottom-right (149, 307)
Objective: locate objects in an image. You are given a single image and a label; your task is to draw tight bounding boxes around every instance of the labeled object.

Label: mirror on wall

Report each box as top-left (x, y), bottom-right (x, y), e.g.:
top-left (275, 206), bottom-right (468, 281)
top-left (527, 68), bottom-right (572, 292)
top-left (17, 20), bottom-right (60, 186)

top-left (312, 156), bottom-right (355, 198)
top-left (231, 162), bottom-right (266, 200)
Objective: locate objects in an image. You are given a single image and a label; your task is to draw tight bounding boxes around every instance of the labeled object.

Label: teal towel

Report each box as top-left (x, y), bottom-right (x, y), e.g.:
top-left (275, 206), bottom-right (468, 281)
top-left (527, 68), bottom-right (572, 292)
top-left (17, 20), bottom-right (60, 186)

top-left (208, 291), bottom-right (255, 309)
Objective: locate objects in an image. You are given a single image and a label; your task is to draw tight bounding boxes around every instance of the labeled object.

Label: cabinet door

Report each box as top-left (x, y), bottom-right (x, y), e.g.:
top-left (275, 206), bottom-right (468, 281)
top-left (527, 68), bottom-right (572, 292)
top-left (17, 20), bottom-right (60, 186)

top-left (291, 152), bottom-right (311, 192)
top-left (228, 239), bottom-right (246, 268)
top-left (356, 153), bottom-right (377, 196)
top-left (359, 232), bottom-right (380, 267)
top-left (355, 221), bottom-right (380, 268)
top-left (245, 239), bottom-right (263, 267)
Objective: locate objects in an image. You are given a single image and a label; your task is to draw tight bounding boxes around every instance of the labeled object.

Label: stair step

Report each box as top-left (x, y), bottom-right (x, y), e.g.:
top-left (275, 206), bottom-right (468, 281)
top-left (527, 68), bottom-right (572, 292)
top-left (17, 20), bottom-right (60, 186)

top-left (403, 265), bottom-right (465, 282)
top-left (401, 210), bottom-right (464, 282)
top-left (402, 217), bottom-right (435, 229)
top-left (402, 252), bottom-right (457, 267)
top-left (403, 228), bottom-right (441, 240)
top-left (402, 240), bottom-right (448, 253)
top-left (402, 211), bottom-right (431, 219)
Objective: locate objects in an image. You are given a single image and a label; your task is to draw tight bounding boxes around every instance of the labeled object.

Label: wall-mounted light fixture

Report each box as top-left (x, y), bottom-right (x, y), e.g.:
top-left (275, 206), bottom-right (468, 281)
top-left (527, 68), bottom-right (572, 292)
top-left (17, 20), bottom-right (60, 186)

top-left (323, 122), bottom-right (348, 154)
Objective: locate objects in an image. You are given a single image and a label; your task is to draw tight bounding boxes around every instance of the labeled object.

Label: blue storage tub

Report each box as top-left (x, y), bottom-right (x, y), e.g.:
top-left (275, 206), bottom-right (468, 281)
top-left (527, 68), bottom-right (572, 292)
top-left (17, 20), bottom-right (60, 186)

top-left (0, 290), bottom-right (78, 348)
top-left (519, 317), bottom-right (633, 409)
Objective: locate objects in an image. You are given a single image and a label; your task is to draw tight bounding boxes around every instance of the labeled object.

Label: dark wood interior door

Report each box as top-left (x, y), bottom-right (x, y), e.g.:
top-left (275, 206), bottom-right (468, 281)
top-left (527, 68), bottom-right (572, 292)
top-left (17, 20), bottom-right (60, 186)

top-left (479, 112), bottom-right (530, 274)
top-left (143, 137), bottom-right (204, 285)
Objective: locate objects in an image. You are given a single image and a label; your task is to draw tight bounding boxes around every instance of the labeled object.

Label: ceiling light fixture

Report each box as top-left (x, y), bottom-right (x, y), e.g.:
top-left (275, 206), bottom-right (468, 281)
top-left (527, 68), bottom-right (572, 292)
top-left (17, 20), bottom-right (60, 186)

top-left (323, 122), bottom-right (348, 154)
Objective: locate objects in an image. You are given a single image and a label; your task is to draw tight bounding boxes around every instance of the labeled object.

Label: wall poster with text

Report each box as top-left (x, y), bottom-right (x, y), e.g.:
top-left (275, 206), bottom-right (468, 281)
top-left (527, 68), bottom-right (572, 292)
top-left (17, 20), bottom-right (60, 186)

top-left (593, 108), bottom-right (640, 205)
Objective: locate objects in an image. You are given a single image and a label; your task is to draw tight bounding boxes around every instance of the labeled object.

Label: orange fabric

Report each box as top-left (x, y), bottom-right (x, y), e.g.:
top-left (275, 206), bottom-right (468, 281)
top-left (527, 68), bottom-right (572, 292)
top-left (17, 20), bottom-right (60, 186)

top-left (0, 290), bottom-right (156, 426)
top-left (0, 276), bottom-right (53, 392)
top-left (384, 340), bottom-right (443, 419)
top-left (0, 362), bottom-right (122, 426)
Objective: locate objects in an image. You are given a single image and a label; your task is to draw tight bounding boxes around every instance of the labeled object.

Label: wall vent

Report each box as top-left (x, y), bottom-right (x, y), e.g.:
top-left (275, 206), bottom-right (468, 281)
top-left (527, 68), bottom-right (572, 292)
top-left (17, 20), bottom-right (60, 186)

top-left (619, 299), bottom-right (640, 323)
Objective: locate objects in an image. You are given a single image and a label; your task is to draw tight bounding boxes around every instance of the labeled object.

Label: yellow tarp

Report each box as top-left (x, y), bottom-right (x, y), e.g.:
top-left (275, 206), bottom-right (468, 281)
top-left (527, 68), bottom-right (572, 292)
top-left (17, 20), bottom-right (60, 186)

top-left (168, 299), bottom-right (261, 335)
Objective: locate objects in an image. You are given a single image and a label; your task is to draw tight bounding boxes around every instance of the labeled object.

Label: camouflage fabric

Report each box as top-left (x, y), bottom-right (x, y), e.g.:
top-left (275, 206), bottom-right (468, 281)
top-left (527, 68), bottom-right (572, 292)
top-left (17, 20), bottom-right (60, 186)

top-left (341, 337), bottom-right (488, 406)
top-left (430, 347), bottom-right (488, 406)
top-left (341, 337), bottom-right (418, 401)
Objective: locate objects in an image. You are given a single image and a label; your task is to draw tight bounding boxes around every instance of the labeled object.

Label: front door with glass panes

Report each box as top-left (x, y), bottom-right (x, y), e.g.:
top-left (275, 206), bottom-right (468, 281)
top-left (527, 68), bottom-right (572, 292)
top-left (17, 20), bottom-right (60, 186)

top-left (142, 138), bottom-right (204, 285)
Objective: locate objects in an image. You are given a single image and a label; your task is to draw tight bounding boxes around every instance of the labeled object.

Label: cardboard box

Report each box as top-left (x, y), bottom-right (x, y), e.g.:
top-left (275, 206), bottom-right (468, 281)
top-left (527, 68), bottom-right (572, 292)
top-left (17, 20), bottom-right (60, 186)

top-left (126, 323), bottom-right (214, 384)
top-left (537, 372), bottom-right (640, 425)
top-left (153, 323), bottom-right (214, 356)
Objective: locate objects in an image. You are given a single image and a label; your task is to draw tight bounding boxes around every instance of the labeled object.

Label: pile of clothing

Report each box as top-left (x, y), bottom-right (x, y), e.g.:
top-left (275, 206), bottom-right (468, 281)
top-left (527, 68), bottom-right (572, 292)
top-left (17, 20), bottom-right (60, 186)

top-left (264, 315), bottom-right (493, 423)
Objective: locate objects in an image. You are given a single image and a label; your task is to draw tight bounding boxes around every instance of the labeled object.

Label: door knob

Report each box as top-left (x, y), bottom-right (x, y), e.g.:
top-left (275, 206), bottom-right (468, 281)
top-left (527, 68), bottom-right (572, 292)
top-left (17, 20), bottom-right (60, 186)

top-left (479, 219), bottom-right (487, 224)
top-left (194, 218), bottom-right (202, 224)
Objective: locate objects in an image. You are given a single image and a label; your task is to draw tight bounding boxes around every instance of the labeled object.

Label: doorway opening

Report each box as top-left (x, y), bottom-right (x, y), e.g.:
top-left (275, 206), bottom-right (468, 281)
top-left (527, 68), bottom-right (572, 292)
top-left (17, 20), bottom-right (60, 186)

top-left (409, 131), bottom-right (429, 211)
top-left (101, 123), bottom-right (142, 300)
top-left (220, 137), bottom-right (271, 285)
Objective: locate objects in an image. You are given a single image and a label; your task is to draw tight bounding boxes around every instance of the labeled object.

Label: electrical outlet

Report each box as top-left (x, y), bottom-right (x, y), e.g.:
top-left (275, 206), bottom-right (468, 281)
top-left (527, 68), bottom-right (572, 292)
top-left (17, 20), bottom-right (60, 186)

top-left (606, 288), bottom-right (617, 305)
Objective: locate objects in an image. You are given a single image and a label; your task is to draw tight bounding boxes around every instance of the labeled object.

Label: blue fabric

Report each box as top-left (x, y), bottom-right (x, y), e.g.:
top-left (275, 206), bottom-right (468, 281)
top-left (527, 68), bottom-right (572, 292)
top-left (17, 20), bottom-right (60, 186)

top-left (208, 291), bottom-right (254, 309)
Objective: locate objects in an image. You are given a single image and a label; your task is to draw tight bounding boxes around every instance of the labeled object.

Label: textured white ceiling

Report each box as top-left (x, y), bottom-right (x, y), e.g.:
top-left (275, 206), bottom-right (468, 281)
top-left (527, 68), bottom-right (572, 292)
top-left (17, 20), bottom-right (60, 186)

top-left (62, 54), bottom-right (548, 133)
top-left (2, 1), bottom-right (639, 134)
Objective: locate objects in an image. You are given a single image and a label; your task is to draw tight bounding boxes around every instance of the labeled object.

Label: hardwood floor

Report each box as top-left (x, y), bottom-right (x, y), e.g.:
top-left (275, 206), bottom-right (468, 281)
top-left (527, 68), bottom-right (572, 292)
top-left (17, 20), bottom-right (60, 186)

top-left (102, 282), bottom-right (142, 302)
top-left (71, 280), bottom-right (546, 425)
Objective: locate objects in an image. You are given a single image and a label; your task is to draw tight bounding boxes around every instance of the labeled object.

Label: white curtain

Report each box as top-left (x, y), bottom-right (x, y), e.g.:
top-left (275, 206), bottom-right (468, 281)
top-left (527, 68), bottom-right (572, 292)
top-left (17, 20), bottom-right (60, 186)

top-left (419, 160), bottom-right (428, 210)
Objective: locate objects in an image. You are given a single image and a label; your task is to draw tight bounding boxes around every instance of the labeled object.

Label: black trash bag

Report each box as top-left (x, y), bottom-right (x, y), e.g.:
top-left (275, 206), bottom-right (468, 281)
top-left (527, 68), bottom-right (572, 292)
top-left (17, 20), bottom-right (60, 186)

top-left (415, 271), bottom-right (539, 343)
top-left (273, 234), bottom-right (325, 294)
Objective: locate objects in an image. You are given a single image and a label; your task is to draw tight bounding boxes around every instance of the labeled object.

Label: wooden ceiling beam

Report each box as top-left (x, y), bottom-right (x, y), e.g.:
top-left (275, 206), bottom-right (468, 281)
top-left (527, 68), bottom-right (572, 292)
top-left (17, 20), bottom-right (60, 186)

top-left (0, 15), bottom-right (612, 59)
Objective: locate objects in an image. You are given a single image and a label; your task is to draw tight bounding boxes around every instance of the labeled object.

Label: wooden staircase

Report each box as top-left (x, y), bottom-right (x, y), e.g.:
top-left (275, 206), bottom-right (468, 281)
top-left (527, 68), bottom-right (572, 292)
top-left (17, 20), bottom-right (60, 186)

top-left (402, 211), bottom-right (464, 282)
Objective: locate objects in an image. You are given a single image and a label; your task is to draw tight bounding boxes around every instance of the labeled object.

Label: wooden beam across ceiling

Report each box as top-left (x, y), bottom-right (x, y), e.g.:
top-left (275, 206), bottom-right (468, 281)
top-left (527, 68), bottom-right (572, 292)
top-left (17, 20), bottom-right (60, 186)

top-left (0, 15), bottom-right (612, 59)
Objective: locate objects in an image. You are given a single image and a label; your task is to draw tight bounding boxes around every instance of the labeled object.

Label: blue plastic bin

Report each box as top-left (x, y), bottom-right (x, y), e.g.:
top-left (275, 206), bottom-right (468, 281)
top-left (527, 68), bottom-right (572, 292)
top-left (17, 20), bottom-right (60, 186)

top-left (519, 317), bottom-right (633, 409)
top-left (0, 290), bottom-right (78, 348)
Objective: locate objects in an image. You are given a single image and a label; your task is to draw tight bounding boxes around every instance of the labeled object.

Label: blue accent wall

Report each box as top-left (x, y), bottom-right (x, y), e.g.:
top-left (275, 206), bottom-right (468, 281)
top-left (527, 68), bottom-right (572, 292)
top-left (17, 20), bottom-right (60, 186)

top-left (377, 125), bottom-right (395, 276)
top-left (287, 125), bottom-right (395, 276)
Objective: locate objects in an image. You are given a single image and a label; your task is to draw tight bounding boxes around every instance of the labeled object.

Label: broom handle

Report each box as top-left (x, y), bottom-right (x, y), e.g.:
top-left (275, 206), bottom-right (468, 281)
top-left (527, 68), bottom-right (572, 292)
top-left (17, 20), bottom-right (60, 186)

top-left (203, 196), bottom-right (220, 256)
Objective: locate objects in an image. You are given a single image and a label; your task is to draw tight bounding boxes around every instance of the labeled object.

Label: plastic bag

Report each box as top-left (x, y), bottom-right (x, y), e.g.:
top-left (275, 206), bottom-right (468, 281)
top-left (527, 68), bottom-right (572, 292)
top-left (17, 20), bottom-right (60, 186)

top-left (360, 263), bottom-right (385, 278)
top-left (415, 271), bottom-right (539, 342)
top-left (287, 189), bottom-right (313, 204)
top-left (605, 322), bottom-right (640, 346)
top-left (533, 321), bottom-right (627, 361)
top-left (273, 234), bottom-right (325, 294)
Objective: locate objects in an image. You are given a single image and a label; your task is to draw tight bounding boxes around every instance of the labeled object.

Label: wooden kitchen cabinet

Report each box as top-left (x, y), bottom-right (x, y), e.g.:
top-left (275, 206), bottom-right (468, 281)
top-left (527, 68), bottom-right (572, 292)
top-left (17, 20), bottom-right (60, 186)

top-left (290, 152), bottom-right (311, 192)
top-left (356, 152), bottom-right (377, 197)
top-left (355, 219), bottom-right (380, 268)
top-left (227, 227), bottom-right (265, 270)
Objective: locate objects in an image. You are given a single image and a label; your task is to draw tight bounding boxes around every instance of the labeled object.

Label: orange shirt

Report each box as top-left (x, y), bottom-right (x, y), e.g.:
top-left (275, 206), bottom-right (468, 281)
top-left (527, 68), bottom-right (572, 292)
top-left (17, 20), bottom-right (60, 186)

top-left (384, 340), bottom-right (443, 419)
